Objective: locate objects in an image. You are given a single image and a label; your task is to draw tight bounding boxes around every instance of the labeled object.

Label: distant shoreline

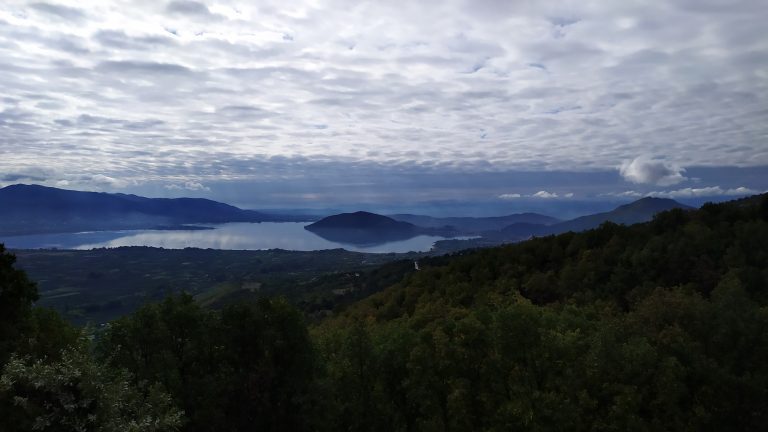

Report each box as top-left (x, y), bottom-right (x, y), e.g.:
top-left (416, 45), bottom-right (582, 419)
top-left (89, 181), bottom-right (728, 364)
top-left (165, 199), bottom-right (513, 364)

top-left (0, 224), bottom-right (217, 237)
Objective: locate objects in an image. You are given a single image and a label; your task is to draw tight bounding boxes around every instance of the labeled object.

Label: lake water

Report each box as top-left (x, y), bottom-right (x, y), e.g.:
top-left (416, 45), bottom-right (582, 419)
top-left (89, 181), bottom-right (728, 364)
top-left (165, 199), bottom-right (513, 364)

top-left (0, 222), bottom-right (459, 253)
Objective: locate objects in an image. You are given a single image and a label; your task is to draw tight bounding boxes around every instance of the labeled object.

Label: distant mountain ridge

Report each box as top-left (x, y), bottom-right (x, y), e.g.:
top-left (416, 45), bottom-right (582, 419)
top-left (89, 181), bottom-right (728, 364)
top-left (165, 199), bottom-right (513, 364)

top-left (303, 198), bottom-right (692, 250)
top-left (547, 197), bottom-right (694, 234)
top-left (0, 184), bottom-right (303, 235)
top-left (388, 199), bottom-right (688, 240)
top-left (480, 197), bottom-right (692, 242)
top-left (388, 212), bottom-right (560, 234)
top-left (430, 197), bottom-right (694, 252)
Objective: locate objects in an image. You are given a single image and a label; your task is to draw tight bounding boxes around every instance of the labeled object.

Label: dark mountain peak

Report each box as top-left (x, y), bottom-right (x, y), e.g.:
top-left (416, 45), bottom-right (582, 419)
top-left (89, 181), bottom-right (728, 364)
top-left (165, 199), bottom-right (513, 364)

top-left (3, 183), bottom-right (95, 193)
top-left (546, 196), bottom-right (692, 234)
top-left (305, 211), bottom-right (424, 246)
top-left (616, 196), bottom-right (692, 212)
top-left (0, 184), bottom-right (284, 235)
top-left (0, 183), bottom-right (116, 204)
top-left (307, 211), bottom-right (416, 231)
top-left (3, 183), bottom-right (39, 190)
top-left (350, 210), bottom-right (380, 217)
top-left (1, 183), bottom-right (62, 194)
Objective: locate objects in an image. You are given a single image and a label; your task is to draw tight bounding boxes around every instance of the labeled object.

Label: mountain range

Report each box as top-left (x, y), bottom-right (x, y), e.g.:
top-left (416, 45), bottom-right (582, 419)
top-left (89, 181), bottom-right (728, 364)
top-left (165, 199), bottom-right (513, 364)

top-left (0, 184), bottom-right (307, 236)
top-left (1, 184), bottom-right (693, 246)
top-left (491, 197), bottom-right (693, 241)
top-left (388, 212), bottom-right (560, 233)
top-left (307, 197), bottom-right (692, 248)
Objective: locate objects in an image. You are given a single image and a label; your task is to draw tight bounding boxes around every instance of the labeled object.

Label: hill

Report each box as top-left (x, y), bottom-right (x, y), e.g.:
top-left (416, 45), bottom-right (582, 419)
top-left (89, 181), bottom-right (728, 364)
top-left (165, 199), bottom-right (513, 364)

top-left (307, 211), bottom-right (419, 231)
top-left (547, 196), bottom-right (693, 234)
top-left (307, 193), bottom-right (768, 430)
top-left (0, 184), bottom-right (300, 235)
top-left (389, 212), bottom-right (560, 234)
top-left (338, 195), bottom-right (755, 319)
top-left (305, 211), bottom-right (449, 246)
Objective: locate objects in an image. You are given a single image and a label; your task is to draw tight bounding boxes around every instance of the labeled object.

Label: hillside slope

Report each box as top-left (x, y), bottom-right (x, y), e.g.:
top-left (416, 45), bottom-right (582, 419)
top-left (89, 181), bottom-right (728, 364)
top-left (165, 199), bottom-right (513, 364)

top-left (547, 196), bottom-right (693, 234)
top-left (312, 194), bottom-right (768, 431)
top-left (0, 184), bottom-right (288, 235)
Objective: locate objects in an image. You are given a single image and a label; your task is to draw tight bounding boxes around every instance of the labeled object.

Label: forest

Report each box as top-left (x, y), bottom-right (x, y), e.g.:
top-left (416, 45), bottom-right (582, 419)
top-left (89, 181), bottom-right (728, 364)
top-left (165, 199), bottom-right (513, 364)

top-left (1, 193), bottom-right (767, 431)
top-left (13, 247), bottom-right (415, 324)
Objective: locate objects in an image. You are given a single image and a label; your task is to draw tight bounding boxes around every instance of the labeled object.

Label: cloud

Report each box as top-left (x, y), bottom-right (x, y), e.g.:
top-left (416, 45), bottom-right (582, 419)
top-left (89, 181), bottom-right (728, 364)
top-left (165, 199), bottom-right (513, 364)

top-left (620, 156), bottom-right (687, 186)
top-left (30, 2), bottom-right (86, 22)
top-left (0, 0), bottom-right (765, 197)
top-left (649, 186), bottom-right (760, 198)
top-left (605, 186), bottom-right (761, 199)
top-left (166, 1), bottom-right (214, 17)
top-left (533, 190), bottom-right (559, 199)
top-left (93, 30), bottom-right (175, 50)
top-left (88, 174), bottom-right (132, 189)
top-left (165, 181), bottom-right (211, 192)
top-left (95, 60), bottom-right (192, 76)
top-left (499, 190), bottom-right (574, 199)
top-left (600, 190), bottom-right (643, 198)
top-left (1, 173), bottom-right (46, 182)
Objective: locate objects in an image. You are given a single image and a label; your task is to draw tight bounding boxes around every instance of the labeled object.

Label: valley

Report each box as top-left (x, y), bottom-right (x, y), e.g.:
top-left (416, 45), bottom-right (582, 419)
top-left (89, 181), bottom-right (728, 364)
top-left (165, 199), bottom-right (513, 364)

top-left (2, 185), bottom-right (701, 325)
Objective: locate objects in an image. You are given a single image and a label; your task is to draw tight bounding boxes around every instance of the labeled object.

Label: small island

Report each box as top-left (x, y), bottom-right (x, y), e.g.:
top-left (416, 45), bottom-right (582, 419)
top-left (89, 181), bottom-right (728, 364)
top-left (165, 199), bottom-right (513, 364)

top-left (305, 211), bottom-right (455, 246)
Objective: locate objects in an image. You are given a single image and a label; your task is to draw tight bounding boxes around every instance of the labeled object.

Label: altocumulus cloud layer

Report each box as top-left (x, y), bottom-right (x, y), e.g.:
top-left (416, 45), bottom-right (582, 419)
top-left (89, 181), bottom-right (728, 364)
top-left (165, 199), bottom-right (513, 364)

top-left (0, 0), bottom-right (766, 206)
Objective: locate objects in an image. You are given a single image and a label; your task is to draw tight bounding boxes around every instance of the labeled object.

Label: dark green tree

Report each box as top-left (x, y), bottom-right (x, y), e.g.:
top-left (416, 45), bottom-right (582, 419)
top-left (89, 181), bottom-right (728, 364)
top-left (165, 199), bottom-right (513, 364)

top-left (0, 244), bottom-right (39, 365)
top-left (1, 337), bottom-right (181, 432)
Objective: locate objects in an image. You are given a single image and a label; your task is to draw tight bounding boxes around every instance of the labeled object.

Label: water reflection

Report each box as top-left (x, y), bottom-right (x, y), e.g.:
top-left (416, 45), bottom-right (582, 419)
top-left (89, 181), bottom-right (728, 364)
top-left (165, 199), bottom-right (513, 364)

top-left (2, 222), bottom-right (461, 254)
top-left (305, 227), bottom-right (423, 247)
top-left (1, 230), bottom-right (142, 250)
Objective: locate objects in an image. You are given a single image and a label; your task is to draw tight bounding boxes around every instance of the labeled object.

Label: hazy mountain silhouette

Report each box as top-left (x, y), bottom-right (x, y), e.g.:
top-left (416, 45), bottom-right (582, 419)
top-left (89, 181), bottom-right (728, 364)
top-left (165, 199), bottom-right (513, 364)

top-left (482, 197), bottom-right (693, 242)
top-left (548, 197), bottom-right (693, 234)
top-left (388, 212), bottom-right (560, 234)
top-left (496, 222), bottom-right (554, 238)
top-left (0, 184), bottom-right (297, 235)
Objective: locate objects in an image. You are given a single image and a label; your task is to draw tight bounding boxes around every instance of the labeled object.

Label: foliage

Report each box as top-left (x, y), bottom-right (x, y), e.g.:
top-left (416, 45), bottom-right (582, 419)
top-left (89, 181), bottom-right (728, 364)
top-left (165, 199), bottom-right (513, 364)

top-left (0, 244), bottom-right (39, 365)
top-left (0, 338), bottom-right (182, 432)
top-left (310, 194), bottom-right (768, 431)
top-left (98, 294), bottom-right (317, 432)
top-left (1, 245), bottom-right (176, 432)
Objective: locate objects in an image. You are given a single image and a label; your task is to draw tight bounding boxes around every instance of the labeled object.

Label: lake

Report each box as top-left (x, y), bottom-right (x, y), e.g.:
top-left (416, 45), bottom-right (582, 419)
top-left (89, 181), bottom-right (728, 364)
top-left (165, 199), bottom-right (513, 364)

top-left (0, 222), bottom-right (460, 253)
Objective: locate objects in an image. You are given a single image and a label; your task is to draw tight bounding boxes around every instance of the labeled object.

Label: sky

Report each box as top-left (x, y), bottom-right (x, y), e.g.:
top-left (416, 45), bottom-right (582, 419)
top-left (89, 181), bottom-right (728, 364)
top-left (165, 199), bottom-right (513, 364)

top-left (0, 0), bottom-right (766, 215)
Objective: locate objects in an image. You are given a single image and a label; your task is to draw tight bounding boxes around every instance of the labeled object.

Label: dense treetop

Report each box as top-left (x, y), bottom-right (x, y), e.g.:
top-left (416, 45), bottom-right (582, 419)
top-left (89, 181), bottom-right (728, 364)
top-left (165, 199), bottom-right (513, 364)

top-left (312, 193), bottom-right (768, 431)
